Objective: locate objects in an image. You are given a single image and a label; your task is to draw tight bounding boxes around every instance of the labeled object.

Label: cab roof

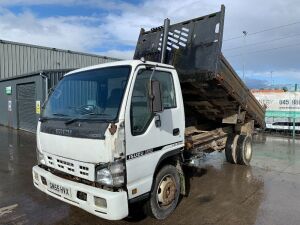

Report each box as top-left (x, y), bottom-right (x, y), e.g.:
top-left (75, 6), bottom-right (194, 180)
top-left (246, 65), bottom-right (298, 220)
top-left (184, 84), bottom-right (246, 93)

top-left (64, 60), bottom-right (175, 76)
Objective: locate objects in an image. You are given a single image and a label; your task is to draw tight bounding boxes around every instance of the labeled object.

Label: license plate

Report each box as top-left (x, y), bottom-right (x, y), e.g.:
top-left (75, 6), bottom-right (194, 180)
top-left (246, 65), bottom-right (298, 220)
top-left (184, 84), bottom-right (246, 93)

top-left (48, 182), bottom-right (71, 198)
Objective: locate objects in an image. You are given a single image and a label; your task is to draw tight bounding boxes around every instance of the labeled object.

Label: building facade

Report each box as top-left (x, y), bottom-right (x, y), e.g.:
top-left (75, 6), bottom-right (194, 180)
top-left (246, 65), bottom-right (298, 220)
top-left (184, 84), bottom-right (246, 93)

top-left (0, 39), bottom-right (117, 79)
top-left (0, 40), bottom-right (118, 132)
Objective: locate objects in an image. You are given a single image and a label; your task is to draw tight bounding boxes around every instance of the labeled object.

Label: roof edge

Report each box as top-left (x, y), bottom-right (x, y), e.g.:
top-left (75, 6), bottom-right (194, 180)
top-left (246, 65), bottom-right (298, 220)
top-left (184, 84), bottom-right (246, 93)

top-left (0, 69), bottom-right (75, 82)
top-left (0, 39), bottom-right (120, 61)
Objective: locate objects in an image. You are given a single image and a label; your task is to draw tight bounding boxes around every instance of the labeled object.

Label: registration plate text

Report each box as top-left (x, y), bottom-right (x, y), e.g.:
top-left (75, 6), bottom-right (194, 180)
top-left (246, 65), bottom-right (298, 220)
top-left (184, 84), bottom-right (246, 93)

top-left (49, 182), bottom-right (71, 197)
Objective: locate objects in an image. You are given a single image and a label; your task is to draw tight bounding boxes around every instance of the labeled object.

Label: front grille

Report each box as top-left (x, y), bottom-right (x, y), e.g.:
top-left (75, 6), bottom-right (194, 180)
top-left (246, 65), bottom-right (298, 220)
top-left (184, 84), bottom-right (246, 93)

top-left (45, 153), bottom-right (95, 181)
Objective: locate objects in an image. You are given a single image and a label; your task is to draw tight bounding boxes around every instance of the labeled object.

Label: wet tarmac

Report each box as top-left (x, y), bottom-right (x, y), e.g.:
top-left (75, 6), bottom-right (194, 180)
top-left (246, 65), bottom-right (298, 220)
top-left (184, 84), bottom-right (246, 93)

top-left (1, 126), bottom-right (300, 225)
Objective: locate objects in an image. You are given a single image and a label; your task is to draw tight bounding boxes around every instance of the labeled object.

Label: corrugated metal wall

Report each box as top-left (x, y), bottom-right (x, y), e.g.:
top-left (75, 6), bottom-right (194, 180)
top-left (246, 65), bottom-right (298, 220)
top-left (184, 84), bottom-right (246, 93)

top-left (17, 82), bottom-right (37, 132)
top-left (0, 39), bottom-right (118, 79)
top-left (0, 70), bottom-right (75, 131)
top-left (44, 69), bottom-right (72, 90)
top-left (0, 73), bottom-right (44, 130)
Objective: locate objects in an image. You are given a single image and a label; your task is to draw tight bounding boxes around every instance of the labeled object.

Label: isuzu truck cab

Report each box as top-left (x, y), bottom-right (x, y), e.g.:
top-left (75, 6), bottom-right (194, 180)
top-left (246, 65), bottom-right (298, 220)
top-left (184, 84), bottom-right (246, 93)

top-left (33, 60), bottom-right (185, 220)
top-left (32, 6), bottom-right (265, 220)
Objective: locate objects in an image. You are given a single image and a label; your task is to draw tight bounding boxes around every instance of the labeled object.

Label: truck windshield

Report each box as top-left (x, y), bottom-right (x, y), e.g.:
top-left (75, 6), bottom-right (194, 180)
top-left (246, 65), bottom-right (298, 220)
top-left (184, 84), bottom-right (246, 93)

top-left (43, 66), bottom-right (131, 121)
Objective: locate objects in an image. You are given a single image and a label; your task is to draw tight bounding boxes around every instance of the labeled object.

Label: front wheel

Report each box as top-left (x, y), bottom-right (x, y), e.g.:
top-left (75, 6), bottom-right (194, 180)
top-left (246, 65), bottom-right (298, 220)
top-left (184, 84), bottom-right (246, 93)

top-left (144, 165), bottom-right (180, 220)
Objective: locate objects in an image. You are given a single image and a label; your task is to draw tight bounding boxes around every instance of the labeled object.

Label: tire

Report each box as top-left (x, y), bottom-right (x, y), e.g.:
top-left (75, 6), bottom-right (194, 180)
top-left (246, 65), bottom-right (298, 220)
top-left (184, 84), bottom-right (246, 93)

top-left (236, 135), bottom-right (253, 166)
top-left (225, 134), bottom-right (239, 164)
top-left (144, 165), bottom-right (180, 220)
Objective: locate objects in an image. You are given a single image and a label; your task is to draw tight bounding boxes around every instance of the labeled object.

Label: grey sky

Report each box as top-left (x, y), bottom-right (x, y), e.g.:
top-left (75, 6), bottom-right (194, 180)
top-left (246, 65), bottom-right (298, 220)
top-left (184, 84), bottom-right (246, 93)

top-left (0, 0), bottom-right (300, 87)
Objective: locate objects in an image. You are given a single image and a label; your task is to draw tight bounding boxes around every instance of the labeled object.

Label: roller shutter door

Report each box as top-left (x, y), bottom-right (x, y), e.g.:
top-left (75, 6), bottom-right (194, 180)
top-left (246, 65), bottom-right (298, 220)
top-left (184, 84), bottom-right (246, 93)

top-left (17, 83), bottom-right (37, 132)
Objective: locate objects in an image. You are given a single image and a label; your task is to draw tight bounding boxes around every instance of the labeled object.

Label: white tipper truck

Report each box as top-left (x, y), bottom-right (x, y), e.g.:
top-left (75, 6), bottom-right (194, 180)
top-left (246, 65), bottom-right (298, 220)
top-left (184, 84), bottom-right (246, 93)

top-left (32, 5), bottom-right (265, 220)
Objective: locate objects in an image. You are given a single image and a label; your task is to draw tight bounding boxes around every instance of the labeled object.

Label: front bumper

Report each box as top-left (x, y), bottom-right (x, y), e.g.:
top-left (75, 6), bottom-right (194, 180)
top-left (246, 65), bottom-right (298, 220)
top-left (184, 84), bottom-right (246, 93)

top-left (32, 165), bottom-right (128, 220)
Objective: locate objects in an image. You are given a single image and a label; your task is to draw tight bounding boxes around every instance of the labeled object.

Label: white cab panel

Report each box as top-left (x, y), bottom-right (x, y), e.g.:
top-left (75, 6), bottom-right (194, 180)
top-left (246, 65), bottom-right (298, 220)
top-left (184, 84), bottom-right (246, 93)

top-left (124, 66), bottom-right (185, 198)
top-left (39, 132), bottom-right (112, 163)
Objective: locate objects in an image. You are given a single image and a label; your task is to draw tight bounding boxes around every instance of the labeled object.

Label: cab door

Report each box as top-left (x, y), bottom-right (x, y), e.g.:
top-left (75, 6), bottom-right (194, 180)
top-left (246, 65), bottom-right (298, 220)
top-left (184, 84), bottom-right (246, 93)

top-left (124, 66), bottom-right (185, 199)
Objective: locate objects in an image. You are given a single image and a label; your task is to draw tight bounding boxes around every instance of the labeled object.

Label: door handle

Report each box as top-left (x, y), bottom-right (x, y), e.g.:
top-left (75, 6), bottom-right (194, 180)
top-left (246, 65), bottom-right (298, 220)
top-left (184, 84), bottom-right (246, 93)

top-left (173, 128), bottom-right (180, 136)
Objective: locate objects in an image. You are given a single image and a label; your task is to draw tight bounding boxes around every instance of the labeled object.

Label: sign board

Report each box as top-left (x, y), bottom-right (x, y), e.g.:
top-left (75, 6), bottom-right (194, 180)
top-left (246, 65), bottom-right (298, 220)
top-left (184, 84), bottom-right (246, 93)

top-left (253, 92), bottom-right (300, 118)
top-left (5, 86), bottom-right (12, 95)
top-left (8, 100), bottom-right (12, 111)
top-left (36, 101), bottom-right (41, 114)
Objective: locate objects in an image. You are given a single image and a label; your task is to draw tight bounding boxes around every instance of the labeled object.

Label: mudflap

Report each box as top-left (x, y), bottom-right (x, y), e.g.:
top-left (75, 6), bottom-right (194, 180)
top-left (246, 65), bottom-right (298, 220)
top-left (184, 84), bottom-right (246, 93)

top-left (176, 161), bottom-right (186, 196)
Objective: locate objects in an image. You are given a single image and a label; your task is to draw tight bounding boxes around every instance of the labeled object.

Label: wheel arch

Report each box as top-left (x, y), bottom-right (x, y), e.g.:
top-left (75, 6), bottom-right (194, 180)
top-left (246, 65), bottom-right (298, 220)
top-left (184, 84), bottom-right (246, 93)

top-left (151, 148), bottom-right (186, 195)
top-left (127, 148), bottom-right (183, 205)
top-left (154, 148), bottom-right (182, 175)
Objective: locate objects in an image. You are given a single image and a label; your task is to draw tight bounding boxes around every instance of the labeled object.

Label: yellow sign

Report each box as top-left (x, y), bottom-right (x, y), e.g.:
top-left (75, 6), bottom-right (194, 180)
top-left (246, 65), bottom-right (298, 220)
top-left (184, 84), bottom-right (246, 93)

top-left (36, 101), bottom-right (41, 114)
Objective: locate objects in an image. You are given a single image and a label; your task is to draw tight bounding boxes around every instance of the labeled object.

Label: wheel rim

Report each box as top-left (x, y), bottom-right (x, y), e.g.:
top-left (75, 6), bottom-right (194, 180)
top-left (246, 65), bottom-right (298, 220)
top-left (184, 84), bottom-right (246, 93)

top-left (157, 174), bottom-right (177, 208)
top-left (245, 140), bottom-right (252, 161)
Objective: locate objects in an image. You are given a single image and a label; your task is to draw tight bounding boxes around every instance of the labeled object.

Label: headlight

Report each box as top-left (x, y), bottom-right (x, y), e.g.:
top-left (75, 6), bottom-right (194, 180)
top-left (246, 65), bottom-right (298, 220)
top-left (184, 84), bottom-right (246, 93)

top-left (96, 168), bottom-right (113, 186)
top-left (36, 148), bottom-right (45, 165)
top-left (96, 160), bottom-right (125, 187)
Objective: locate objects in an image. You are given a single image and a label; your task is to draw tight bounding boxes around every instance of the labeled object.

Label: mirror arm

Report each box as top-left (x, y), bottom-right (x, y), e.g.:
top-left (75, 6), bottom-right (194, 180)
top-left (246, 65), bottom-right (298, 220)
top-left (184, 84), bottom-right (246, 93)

top-left (154, 114), bottom-right (161, 127)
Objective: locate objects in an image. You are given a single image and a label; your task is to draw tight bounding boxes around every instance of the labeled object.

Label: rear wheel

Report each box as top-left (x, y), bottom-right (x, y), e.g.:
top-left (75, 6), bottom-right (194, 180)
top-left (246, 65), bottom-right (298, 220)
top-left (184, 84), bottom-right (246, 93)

top-left (144, 165), bottom-right (180, 220)
top-left (236, 135), bottom-right (253, 165)
top-left (225, 134), bottom-right (239, 164)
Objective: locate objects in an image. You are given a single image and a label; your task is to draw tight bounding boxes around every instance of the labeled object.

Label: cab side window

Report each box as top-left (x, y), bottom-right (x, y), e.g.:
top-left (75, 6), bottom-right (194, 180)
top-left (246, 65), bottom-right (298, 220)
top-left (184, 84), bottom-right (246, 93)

top-left (130, 69), bottom-right (176, 135)
top-left (157, 71), bottom-right (176, 109)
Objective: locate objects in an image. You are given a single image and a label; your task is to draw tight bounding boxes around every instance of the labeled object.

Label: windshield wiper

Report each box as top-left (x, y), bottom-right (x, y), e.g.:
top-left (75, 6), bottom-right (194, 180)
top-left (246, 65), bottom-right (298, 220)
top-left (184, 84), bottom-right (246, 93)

top-left (40, 113), bottom-right (68, 122)
top-left (52, 113), bottom-right (69, 117)
top-left (39, 117), bottom-right (49, 122)
top-left (65, 113), bottom-right (109, 125)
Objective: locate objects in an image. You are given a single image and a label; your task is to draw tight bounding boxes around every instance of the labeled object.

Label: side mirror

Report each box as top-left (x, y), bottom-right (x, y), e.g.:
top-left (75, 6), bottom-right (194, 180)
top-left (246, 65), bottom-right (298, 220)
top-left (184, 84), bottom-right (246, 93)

top-left (149, 80), bottom-right (163, 113)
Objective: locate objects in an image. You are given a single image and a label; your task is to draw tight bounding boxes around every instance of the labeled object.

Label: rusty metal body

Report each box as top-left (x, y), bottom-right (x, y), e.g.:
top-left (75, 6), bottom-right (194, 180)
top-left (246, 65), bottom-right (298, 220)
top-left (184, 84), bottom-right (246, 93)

top-left (134, 5), bottom-right (265, 154)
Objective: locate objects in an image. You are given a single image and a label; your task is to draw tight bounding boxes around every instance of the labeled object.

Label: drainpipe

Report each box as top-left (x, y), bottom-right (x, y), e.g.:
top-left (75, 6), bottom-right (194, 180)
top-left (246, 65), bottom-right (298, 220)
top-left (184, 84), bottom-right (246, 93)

top-left (40, 72), bottom-right (48, 101)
